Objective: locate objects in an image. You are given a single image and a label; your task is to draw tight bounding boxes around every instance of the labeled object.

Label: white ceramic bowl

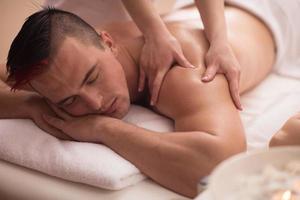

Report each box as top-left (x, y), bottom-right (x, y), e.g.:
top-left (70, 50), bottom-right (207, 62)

top-left (209, 146), bottom-right (300, 200)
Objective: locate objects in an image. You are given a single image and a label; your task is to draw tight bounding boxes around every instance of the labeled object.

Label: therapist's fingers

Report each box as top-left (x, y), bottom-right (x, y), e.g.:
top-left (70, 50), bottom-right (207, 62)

top-left (174, 52), bottom-right (195, 69)
top-left (202, 64), bottom-right (219, 82)
top-left (150, 72), bottom-right (165, 106)
top-left (138, 68), bottom-right (146, 92)
top-left (226, 70), bottom-right (242, 110)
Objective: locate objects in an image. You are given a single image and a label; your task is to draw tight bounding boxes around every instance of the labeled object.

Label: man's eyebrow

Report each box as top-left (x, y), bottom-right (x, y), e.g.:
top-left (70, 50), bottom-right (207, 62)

top-left (55, 63), bottom-right (97, 105)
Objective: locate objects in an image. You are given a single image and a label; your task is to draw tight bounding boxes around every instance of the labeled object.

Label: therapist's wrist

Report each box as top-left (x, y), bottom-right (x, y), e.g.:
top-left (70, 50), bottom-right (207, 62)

top-left (144, 30), bottom-right (174, 45)
top-left (207, 33), bottom-right (229, 46)
top-left (143, 22), bottom-right (172, 40)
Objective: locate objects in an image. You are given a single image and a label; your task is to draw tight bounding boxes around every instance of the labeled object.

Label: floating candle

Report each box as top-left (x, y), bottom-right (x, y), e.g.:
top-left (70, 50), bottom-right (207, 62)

top-left (271, 190), bottom-right (298, 200)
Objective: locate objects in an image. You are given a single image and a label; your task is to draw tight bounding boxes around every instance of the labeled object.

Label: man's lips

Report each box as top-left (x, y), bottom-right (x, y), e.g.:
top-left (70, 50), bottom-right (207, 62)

top-left (104, 98), bottom-right (117, 114)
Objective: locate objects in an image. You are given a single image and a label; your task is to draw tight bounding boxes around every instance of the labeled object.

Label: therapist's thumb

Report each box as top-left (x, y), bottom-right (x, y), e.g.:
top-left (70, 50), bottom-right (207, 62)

top-left (202, 64), bottom-right (218, 82)
top-left (175, 53), bottom-right (195, 68)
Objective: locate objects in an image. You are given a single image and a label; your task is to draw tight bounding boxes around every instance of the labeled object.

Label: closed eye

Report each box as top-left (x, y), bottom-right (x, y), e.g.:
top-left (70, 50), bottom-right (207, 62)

top-left (62, 96), bottom-right (76, 107)
top-left (87, 73), bottom-right (99, 85)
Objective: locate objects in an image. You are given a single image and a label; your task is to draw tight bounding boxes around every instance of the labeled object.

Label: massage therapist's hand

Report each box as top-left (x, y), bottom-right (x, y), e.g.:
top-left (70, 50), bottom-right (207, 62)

top-left (42, 104), bottom-right (117, 143)
top-left (202, 40), bottom-right (242, 110)
top-left (139, 35), bottom-right (195, 105)
top-left (24, 94), bottom-right (72, 140)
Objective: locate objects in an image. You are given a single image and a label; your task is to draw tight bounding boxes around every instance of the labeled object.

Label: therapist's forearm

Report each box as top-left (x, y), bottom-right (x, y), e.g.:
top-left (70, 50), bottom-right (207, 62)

top-left (96, 120), bottom-right (216, 198)
top-left (195, 0), bottom-right (228, 43)
top-left (121, 0), bottom-right (171, 38)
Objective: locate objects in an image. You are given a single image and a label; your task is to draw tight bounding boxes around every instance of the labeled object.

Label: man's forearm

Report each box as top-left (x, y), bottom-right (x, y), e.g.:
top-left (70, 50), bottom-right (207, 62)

top-left (97, 120), bottom-right (220, 198)
top-left (0, 87), bottom-right (31, 119)
top-left (195, 0), bottom-right (228, 43)
top-left (0, 64), bottom-right (31, 118)
top-left (0, 77), bottom-right (30, 118)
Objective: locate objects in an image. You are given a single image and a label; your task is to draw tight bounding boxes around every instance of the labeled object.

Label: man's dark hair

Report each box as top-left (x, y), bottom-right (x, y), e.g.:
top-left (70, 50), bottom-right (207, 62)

top-left (6, 7), bottom-right (104, 90)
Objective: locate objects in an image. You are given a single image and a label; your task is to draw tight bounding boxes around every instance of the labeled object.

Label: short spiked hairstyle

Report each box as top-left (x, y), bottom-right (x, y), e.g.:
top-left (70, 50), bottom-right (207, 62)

top-left (6, 7), bottom-right (104, 90)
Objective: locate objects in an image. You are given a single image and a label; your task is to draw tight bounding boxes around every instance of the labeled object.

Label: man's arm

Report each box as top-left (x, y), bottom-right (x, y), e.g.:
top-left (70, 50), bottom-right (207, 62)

top-left (0, 64), bottom-right (31, 118)
top-left (99, 67), bottom-right (246, 197)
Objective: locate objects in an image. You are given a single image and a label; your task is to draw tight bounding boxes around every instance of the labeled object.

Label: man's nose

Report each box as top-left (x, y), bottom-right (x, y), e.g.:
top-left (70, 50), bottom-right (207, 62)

top-left (80, 90), bottom-right (103, 111)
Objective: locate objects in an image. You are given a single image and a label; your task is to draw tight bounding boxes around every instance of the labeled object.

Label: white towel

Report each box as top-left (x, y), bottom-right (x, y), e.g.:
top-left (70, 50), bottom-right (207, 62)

top-left (0, 105), bottom-right (173, 190)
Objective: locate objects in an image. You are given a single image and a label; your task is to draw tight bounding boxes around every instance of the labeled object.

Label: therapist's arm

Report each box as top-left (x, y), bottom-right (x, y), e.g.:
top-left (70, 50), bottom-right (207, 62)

top-left (195, 0), bottom-right (242, 110)
top-left (121, 0), bottom-right (194, 105)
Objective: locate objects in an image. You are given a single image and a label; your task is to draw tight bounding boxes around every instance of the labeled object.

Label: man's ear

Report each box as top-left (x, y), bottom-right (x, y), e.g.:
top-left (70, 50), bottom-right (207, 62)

top-left (99, 31), bottom-right (118, 55)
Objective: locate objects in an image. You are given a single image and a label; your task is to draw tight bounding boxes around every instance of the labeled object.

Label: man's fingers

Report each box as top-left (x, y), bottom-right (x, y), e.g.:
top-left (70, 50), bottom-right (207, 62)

top-left (202, 64), bottom-right (218, 82)
top-left (46, 100), bottom-right (72, 120)
top-left (175, 52), bottom-right (195, 68)
top-left (150, 73), bottom-right (165, 106)
top-left (138, 68), bottom-right (146, 92)
top-left (45, 125), bottom-right (73, 140)
top-left (43, 114), bottom-right (65, 130)
top-left (227, 71), bottom-right (242, 110)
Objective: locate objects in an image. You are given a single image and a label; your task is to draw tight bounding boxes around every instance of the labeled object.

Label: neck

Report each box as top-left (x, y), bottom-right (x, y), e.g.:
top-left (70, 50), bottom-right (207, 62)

top-left (114, 37), bottom-right (146, 102)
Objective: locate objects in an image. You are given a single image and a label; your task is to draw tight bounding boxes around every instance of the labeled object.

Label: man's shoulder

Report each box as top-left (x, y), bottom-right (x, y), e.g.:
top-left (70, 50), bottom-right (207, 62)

top-left (154, 66), bottom-right (205, 118)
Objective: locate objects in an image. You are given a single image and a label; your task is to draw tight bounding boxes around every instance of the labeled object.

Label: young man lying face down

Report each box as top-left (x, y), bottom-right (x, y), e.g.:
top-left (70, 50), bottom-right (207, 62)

top-left (3, 7), bottom-right (275, 197)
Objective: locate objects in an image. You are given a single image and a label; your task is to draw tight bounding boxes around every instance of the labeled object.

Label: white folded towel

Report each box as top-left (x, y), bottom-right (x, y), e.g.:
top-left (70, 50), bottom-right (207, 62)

top-left (0, 105), bottom-right (173, 190)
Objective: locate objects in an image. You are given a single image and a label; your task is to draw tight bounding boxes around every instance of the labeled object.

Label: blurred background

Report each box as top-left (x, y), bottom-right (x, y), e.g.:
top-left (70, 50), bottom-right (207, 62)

top-left (0, 0), bottom-right (44, 63)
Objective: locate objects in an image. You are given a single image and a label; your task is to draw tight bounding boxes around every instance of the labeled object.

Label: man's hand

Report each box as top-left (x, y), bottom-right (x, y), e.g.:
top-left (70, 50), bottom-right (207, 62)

top-left (270, 113), bottom-right (300, 146)
top-left (24, 94), bottom-right (72, 140)
top-left (202, 41), bottom-right (242, 110)
top-left (139, 35), bottom-right (195, 105)
top-left (42, 103), bottom-right (118, 143)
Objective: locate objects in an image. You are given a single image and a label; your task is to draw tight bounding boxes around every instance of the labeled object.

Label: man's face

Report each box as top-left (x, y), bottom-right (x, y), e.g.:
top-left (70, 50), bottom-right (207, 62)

top-left (30, 37), bottom-right (130, 119)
